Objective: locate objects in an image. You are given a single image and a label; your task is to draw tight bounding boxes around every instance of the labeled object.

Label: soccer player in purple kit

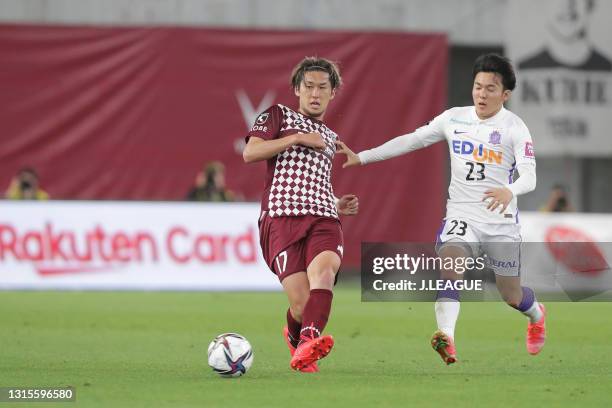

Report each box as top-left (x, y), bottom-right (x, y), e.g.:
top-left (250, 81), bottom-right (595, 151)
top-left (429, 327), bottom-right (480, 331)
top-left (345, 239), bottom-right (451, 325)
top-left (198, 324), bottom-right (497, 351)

top-left (337, 54), bottom-right (546, 365)
top-left (243, 57), bottom-right (359, 372)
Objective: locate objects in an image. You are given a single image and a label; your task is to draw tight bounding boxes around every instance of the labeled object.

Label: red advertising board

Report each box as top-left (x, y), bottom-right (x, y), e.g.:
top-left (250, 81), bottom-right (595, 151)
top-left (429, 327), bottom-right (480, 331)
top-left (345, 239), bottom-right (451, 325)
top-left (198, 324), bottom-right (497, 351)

top-left (0, 25), bottom-right (447, 265)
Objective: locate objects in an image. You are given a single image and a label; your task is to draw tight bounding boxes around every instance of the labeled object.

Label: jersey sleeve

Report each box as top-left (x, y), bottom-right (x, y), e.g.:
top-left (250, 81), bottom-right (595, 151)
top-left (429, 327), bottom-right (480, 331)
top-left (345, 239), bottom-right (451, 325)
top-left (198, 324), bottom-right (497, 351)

top-left (358, 109), bottom-right (449, 165)
top-left (245, 105), bottom-right (283, 143)
top-left (505, 121), bottom-right (537, 197)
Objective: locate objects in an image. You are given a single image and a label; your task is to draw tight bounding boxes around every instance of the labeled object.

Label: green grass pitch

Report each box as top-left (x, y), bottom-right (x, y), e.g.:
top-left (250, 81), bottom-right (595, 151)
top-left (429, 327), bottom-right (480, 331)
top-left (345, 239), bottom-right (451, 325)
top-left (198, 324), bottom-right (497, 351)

top-left (1, 288), bottom-right (611, 407)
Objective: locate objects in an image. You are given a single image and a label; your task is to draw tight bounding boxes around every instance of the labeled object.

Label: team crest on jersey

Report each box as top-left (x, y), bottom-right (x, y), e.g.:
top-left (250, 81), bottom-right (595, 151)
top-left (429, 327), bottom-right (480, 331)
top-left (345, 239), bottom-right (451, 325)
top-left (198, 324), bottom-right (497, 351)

top-left (488, 130), bottom-right (502, 145)
top-left (256, 112), bottom-right (269, 125)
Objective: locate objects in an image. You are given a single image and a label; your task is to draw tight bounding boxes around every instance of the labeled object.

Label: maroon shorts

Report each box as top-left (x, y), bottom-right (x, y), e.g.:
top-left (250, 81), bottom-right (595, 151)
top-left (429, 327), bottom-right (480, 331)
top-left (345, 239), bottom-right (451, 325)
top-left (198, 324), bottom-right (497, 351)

top-left (258, 212), bottom-right (344, 282)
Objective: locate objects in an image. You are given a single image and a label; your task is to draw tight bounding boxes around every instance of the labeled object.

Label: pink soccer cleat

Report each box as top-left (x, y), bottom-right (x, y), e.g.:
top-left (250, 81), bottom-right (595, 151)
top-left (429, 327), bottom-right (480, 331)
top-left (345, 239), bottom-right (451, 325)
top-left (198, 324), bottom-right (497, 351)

top-left (431, 330), bottom-right (457, 365)
top-left (283, 327), bottom-right (318, 372)
top-left (289, 334), bottom-right (334, 372)
top-left (527, 304), bottom-right (546, 355)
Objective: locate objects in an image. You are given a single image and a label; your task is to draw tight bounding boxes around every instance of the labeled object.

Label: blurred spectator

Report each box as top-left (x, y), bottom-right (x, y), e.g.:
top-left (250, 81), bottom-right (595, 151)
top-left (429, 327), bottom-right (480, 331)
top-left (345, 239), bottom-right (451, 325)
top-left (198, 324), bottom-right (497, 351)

top-left (541, 184), bottom-right (574, 212)
top-left (5, 167), bottom-right (49, 200)
top-left (186, 161), bottom-right (236, 202)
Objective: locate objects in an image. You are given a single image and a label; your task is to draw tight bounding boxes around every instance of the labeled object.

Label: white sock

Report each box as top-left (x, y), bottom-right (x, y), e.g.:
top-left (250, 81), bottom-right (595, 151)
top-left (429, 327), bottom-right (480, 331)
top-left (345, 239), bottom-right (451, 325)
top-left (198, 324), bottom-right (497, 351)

top-left (435, 299), bottom-right (460, 339)
top-left (522, 301), bottom-right (543, 323)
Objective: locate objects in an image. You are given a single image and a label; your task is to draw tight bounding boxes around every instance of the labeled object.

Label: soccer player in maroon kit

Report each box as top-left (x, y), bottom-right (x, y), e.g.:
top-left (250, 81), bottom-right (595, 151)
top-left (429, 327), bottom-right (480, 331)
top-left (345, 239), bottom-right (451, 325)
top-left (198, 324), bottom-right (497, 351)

top-left (243, 57), bottom-right (359, 372)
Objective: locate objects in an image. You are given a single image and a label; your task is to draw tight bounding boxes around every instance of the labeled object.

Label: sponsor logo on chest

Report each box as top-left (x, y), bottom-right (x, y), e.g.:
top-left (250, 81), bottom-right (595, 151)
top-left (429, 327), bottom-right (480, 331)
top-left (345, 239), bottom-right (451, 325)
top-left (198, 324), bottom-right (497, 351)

top-left (451, 140), bottom-right (503, 164)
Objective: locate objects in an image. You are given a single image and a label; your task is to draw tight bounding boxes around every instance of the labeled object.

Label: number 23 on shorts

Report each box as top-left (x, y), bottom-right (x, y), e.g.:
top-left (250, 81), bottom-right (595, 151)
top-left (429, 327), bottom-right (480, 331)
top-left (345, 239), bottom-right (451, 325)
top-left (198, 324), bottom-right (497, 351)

top-left (447, 220), bottom-right (468, 236)
top-left (441, 219), bottom-right (478, 243)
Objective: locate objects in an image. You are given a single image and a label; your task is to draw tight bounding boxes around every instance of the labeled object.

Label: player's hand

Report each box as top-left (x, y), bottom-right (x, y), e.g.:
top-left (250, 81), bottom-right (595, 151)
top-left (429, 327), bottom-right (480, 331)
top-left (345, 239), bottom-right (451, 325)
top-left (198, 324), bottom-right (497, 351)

top-left (336, 194), bottom-right (359, 216)
top-left (482, 187), bottom-right (513, 213)
top-left (294, 132), bottom-right (326, 151)
top-left (335, 141), bottom-right (361, 168)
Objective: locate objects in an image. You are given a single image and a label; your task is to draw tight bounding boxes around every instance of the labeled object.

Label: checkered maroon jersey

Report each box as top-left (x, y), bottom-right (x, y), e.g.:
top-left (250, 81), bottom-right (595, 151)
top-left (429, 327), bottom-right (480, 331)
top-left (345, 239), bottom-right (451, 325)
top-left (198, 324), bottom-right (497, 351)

top-left (245, 104), bottom-right (339, 219)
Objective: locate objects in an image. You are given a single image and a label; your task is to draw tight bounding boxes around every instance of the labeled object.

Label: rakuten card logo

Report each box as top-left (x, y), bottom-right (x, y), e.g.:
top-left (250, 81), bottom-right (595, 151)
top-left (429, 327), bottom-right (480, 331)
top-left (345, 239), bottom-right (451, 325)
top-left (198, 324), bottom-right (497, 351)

top-left (0, 223), bottom-right (258, 276)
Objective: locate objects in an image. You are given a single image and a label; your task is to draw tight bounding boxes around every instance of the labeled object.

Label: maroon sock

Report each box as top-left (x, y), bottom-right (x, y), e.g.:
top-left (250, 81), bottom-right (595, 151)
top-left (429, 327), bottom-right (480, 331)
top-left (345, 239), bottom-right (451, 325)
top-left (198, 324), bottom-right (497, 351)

top-left (299, 289), bottom-right (333, 343)
top-left (286, 308), bottom-right (301, 348)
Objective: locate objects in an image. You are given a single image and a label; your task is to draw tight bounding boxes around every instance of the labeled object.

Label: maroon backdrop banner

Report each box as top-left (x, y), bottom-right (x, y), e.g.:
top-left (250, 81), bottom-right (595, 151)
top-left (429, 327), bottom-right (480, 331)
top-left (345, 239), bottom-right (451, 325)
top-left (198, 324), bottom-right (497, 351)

top-left (0, 24), bottom-right (447, 266)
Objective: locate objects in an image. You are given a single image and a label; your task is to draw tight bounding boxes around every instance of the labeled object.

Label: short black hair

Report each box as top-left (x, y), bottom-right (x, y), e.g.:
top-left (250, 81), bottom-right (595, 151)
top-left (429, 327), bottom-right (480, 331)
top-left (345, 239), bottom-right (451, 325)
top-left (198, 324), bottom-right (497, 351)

top-left (291, 57), bottom-right (342, 91)
top-left (473, 53), bottom-right (516, 91)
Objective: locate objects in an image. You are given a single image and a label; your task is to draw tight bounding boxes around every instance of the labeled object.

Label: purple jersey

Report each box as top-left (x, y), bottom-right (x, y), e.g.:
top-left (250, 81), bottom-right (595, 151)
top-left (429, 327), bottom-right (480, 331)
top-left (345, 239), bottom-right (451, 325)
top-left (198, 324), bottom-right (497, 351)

top-left (246, 104), bottom-right (338, 219)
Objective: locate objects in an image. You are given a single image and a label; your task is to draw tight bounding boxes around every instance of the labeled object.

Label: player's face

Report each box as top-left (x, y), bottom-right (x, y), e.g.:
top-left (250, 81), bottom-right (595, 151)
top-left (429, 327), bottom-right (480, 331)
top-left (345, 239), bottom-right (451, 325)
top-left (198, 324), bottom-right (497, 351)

top-left (472, 72), bottom-right (511, 120)
top-left (295, 71), bottom-right (335, 120)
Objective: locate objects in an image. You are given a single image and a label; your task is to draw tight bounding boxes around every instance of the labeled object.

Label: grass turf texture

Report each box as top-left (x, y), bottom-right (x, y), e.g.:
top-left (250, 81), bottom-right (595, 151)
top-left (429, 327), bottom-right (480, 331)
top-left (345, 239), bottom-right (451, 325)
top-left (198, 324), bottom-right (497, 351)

top-left (1, 289), bottom-right (611, 407)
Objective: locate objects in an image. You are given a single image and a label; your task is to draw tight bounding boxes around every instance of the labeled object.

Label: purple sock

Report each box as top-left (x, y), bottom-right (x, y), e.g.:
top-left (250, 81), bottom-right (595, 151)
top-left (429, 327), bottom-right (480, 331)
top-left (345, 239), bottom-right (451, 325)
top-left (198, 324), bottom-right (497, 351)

top-left (514, 286), bottom-right (535, 312)
top-left (436, 280), bottom-right (460, 301)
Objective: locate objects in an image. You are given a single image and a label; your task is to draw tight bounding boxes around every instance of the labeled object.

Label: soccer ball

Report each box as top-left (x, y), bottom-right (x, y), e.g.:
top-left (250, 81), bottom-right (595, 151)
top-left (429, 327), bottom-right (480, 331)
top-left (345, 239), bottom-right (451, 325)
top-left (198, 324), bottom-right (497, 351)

top-left (207, 333), bottom-right (254, 377)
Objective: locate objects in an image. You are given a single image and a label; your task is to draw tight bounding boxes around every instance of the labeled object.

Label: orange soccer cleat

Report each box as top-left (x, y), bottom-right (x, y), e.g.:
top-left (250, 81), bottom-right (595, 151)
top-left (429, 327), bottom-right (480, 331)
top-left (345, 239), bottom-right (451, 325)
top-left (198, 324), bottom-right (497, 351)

top-left (289, 334), bottom-right (334, 372)
top-left (283, 327), bottom-right (319, 372)
top-left (527, 304), bottom-right (547, 355)
top-left (431, 330), bottom-right (457, 365)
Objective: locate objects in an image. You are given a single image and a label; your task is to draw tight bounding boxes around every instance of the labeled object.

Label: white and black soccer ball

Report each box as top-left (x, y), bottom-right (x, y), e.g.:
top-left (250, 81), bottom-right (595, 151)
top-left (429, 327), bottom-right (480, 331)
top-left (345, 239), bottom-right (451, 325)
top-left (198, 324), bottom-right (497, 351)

top-left (207, 333), bottom-right (254, 377)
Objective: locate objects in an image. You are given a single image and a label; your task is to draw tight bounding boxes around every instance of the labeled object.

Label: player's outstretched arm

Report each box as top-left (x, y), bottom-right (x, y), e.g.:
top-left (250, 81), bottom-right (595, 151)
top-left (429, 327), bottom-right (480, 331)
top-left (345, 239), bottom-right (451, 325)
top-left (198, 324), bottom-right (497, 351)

top-left (335, 141), bottom-right (361, 168)
top-left (335, 194), bottom-right (359, 216)
top-left (336, 135), bottom-right (424, 168)
top-left (341, 111), bottom-right (449, 167)
top-left (243, 133), bottom-right (325, 163)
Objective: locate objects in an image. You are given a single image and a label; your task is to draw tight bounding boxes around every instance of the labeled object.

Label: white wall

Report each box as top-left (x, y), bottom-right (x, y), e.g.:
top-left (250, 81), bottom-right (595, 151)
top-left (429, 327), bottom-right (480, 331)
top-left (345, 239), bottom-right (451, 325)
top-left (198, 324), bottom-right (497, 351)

top-left (0, 0), bottom-right (506, 45)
